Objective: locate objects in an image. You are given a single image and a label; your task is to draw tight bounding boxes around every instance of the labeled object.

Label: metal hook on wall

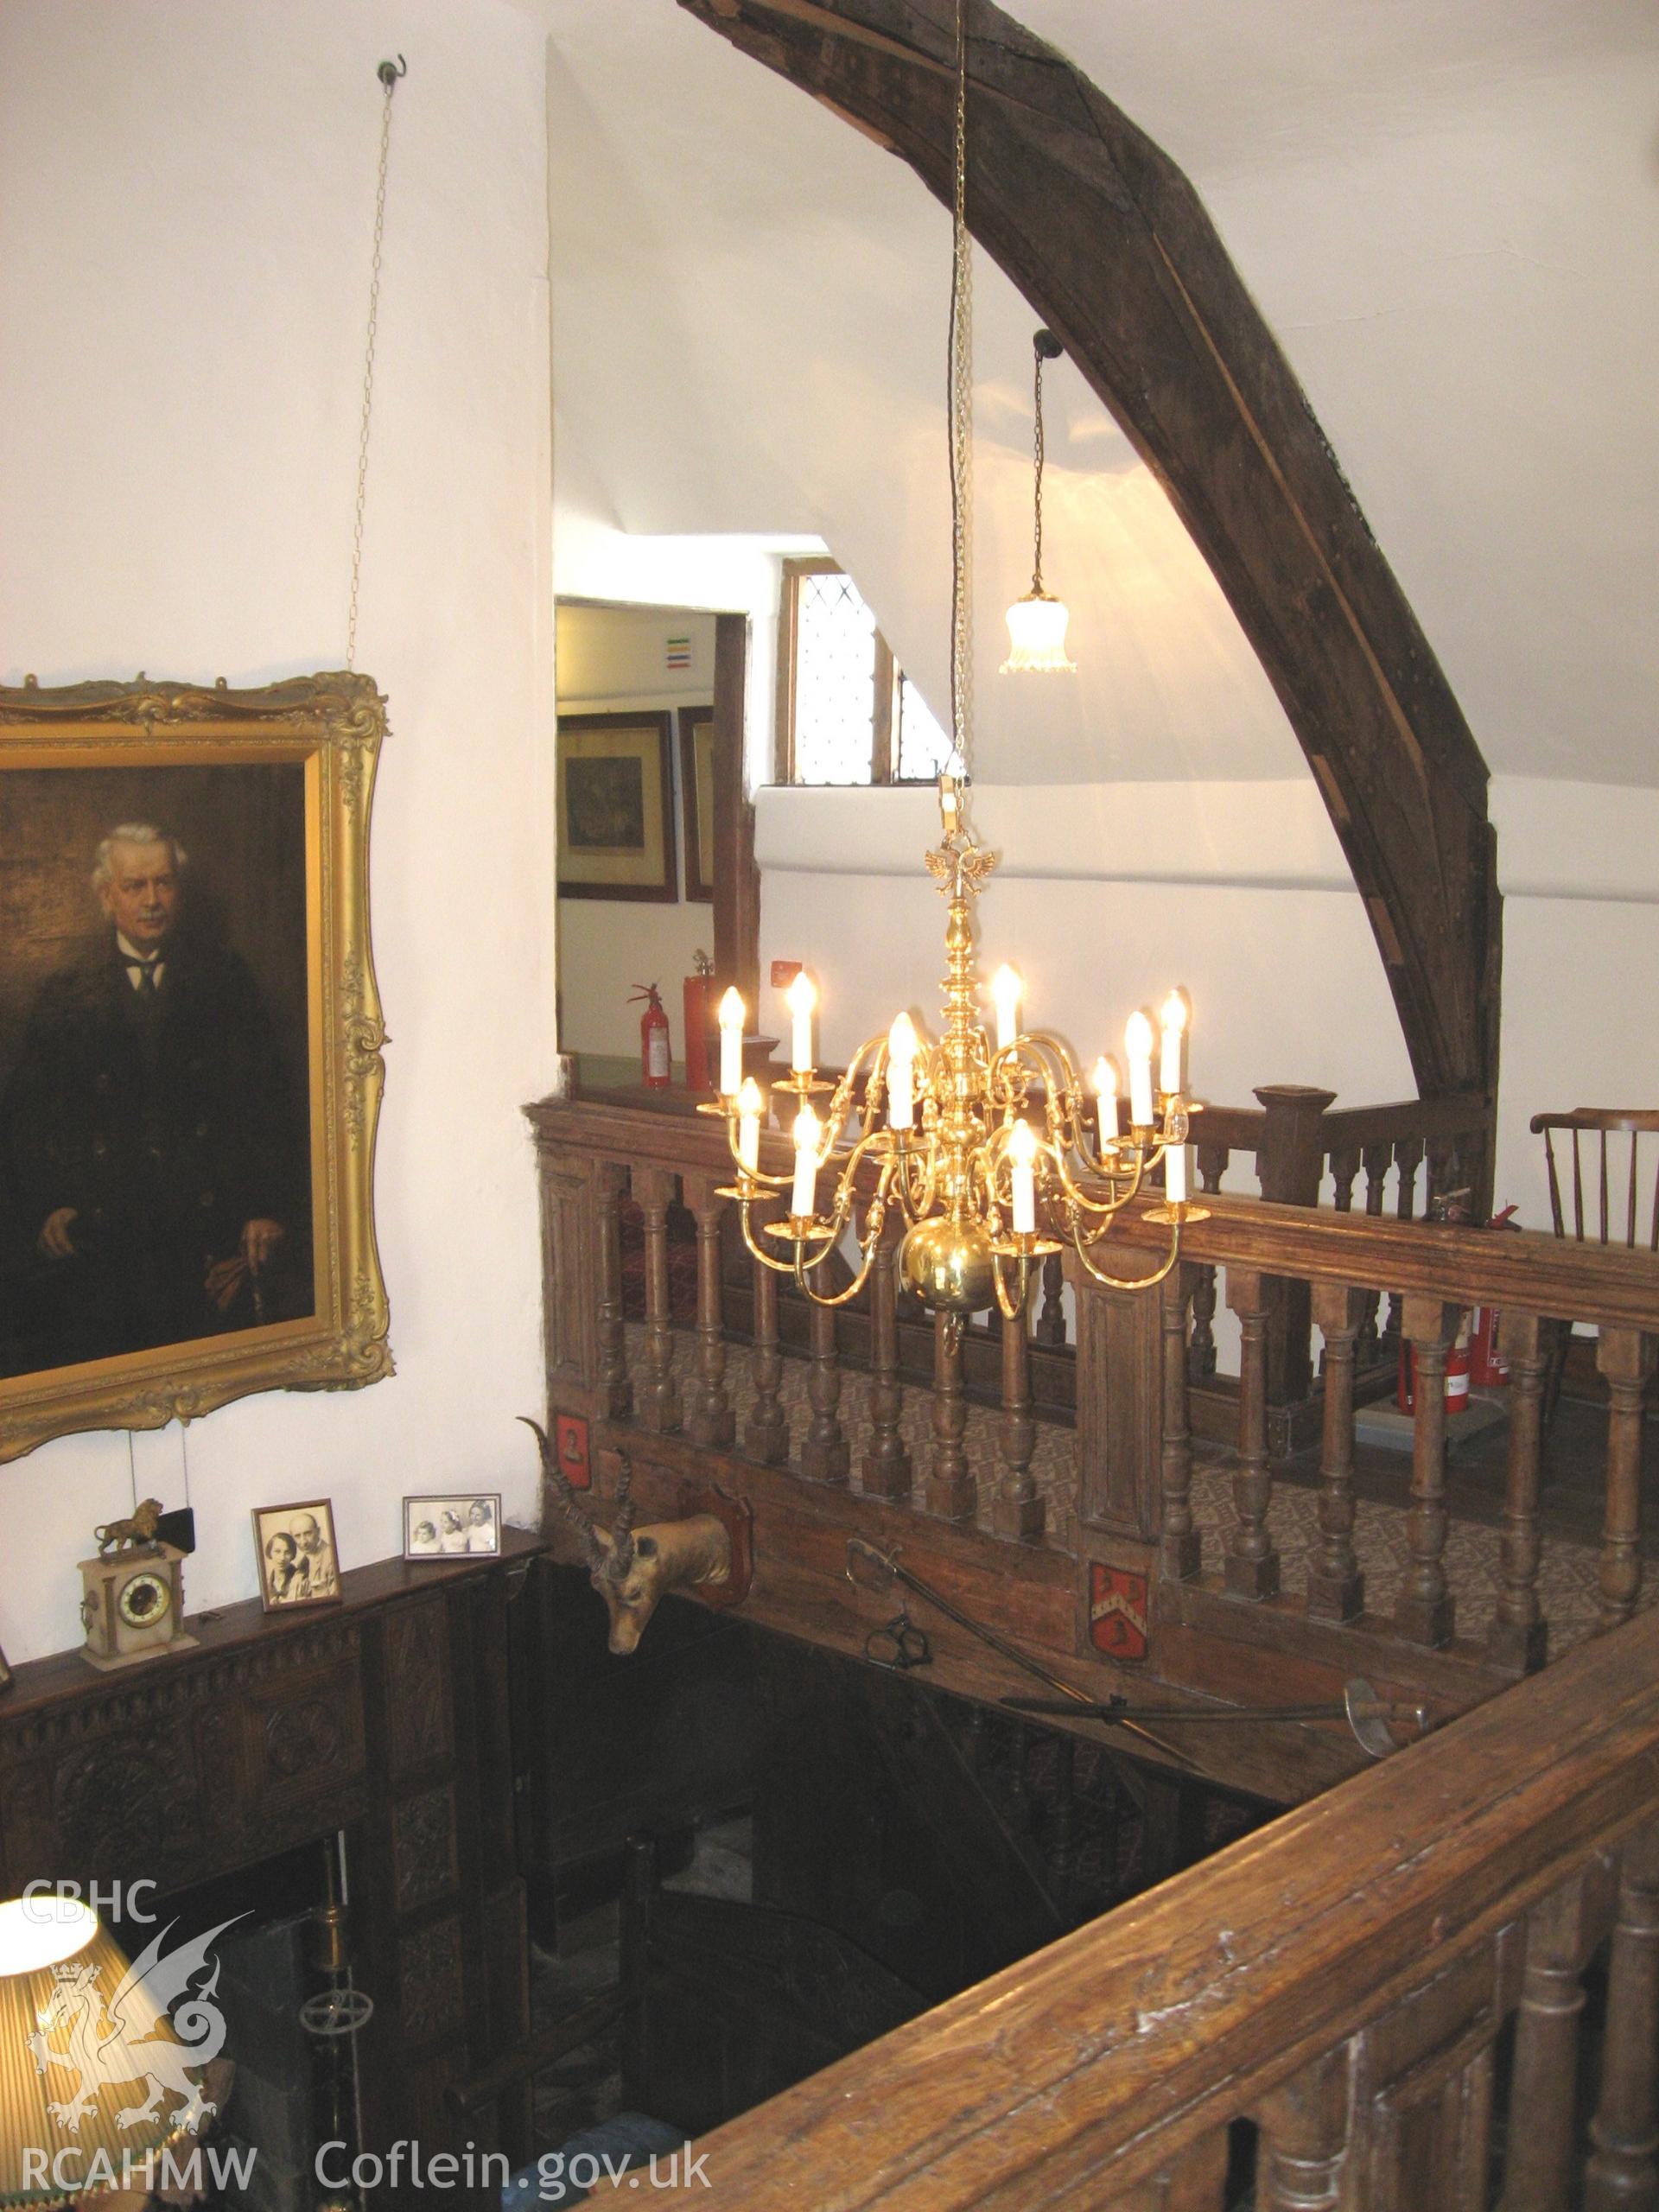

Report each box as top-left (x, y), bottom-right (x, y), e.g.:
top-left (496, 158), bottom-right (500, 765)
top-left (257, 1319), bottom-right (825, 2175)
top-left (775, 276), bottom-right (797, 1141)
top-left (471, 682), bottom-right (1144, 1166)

top-left (377, 55), bottom-right (407, 90)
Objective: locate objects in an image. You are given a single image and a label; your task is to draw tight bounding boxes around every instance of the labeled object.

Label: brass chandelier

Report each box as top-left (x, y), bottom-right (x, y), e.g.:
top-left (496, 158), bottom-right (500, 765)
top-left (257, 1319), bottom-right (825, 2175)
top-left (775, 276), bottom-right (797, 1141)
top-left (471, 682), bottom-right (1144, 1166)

top-left (706, 0), bottom-right (1204, 1330)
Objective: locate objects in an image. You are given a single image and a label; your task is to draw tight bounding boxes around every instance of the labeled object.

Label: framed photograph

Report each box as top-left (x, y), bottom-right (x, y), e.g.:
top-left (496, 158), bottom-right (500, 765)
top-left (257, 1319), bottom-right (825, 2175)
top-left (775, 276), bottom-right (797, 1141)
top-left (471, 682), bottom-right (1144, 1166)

top-left (252, 1497), bottom-right (341, 1611)
top-left (557, 711), bottom-right (676, 902)
top-left (404, 1492), bottom-right (502, 1560)
top-left (679, 704), bottom-right (715, 904)
top-left (0, 673), bottom-right (391, 1461)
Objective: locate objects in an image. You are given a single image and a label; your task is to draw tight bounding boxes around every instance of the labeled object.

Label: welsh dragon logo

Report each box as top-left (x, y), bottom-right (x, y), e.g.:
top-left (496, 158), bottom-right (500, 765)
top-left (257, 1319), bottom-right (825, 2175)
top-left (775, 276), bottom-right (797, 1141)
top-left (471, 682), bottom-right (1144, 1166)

top-left (27, 1916), bottom-right (244, 2135)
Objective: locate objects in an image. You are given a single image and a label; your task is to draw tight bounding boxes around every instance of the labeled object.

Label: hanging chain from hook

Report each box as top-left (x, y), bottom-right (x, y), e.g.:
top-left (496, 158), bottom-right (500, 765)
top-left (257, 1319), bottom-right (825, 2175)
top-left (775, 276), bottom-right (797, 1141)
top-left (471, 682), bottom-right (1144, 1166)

top-left (346, 56), bottom-right (405, 672)
top-left (945, 0), bottom-right (973, 793)
top-left (1030, 329), bottom-right (1062, 594)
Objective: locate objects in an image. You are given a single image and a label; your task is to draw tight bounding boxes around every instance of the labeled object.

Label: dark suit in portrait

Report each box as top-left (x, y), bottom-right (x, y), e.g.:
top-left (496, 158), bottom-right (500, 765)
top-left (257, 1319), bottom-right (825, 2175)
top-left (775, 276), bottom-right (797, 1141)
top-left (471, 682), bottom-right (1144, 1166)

top-left (0, 866), bottom-right (310, 1378)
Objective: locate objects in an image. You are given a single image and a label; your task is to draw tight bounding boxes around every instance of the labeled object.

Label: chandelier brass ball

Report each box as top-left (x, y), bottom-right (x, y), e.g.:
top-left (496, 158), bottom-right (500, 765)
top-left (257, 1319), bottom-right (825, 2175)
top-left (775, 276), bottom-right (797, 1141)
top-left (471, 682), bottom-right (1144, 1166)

top-left (899, 1215), bottom-right (997, 1315)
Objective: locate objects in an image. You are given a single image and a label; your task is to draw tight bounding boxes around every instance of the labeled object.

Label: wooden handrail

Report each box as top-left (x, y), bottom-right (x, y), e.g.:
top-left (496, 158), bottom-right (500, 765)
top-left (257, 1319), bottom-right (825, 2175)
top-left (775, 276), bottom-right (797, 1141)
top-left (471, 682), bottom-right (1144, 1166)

top-left (526, 1094), bottom-right (1659, 1332)
top-left (635, 1610), bottom-right (1659, 2210)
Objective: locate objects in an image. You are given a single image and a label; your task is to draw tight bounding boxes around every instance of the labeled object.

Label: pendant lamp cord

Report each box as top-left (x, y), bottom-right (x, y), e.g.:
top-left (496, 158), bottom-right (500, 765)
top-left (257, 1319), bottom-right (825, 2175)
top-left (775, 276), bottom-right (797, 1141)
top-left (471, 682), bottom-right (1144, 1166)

top-left (1032, 340), bottom-right (1046, 594)
top-left (946, 0), bottom-right (973, 790)
top-left (346, 56), bottom-right (406, 673)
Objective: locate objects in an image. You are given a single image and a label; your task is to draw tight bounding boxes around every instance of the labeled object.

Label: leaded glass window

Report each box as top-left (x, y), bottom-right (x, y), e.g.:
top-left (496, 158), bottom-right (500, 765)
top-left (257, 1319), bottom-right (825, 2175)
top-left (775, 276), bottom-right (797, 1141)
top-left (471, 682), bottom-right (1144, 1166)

top-left (779, 560), bottom-right (960, 787)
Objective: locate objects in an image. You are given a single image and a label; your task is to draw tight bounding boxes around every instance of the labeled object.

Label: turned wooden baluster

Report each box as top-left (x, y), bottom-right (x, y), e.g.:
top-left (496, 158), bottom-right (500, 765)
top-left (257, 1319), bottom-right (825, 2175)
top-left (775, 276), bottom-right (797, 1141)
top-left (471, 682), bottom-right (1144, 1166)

top-left (800, 1295), bottom-right (849, 1484)
top-left (994, 1285), bottom-right (1043, 1542)
top-left (1502, 1867), bottom-right (1603, 2212)
top-left (1306, 1281), bottom-right (1364, 1623)
top-left (743, 1196), bottom-right (791, 1465)
top-left (633, 1166), bottom-right (682, 1433)
top-left (1586, 1820), bottom-right (1659, 2212)
top-left (1489, 1309), bottom-right (1549, 1672)
top-left (1597, 1325), bottom-right (1655, 1633)
top-left (1397, 1295), bottom-right (1458, 1646)
top-left (1357, 1139), bottom-right (1390, 1362)
top-left (1224, 1267), bottom-right (1279, 1600)
top-left (1256, 2046), bottom-right (1351, 2212)
top-left (926, 1311), bottom-right (976, 1523)
top-left (1160, 1263), bottom-right (1200, 1581)
top-left (1033, 1249), bottom-right (1067, 1349)
top-left (1187, 1143), bottom-right (1228, 1383)
top-left (861, 1208), bottom-right (912, 1502)
top-left (683, 1174), bottom-right (735, 1448)
top-left (1329, 1142), bottom-right (1361, 1214)
top-left (594, 1161), bottom-right (632, 1422)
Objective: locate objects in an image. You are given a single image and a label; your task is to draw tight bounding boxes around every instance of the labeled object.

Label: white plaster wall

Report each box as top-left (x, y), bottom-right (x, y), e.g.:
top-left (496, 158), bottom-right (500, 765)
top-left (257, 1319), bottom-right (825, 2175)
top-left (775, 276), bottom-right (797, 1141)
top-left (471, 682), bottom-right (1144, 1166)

top-left (0, 0), bottom-right (556, 1662)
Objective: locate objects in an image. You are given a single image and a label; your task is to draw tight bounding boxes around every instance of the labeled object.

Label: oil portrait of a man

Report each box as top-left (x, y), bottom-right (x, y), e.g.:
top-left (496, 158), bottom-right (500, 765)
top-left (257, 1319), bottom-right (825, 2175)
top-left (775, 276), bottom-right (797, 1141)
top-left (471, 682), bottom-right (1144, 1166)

top-left (0, 766), bottom-right (314, 1383)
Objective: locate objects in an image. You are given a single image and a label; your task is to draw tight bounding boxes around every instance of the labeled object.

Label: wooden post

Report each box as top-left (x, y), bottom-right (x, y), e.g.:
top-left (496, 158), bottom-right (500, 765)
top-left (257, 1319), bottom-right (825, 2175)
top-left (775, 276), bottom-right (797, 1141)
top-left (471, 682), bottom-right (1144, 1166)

top-left (1224, 1267), bottom-right (1279, 1601)
top-left (800, 1297), bottom-right (849, 1485)
top-left (994, 1287), bottom-right (1043, 1543)
top-left (1357, 1138), bottom-right (1390, 1362)
top-left (1586, 1821), bottom-right (1659, 2212)
top-left (1596, 1326), bottom-right (1655, 1633)
top-left (1253, 1084), bottom-right (1338, 1405)
top-left (1502, 1869), bottom-right (1597, 2212)
top-left (1188, 1145), bottom-right (1227, 1382)
top-left (743, 1197), bottom-right (791, 1466)
top-left (594, 1161), bottom-right (632, 1423)
top-left (1256, 2046), bottom-right (1351, 2212)
top-left (683, 1174), bottom-right (735, 1448)
top-left (633, 1166), bottom-right (681, 1433)
top-left (861, 1211), bottom-right (912, 1503)
top-left (1160, 1263), bottom-right (1199, 1581)
top-left (926, 1311), bottom-right (976, 1524)
top-left (1397, 1295), bottom-right (1459, 1646)
top-left (1306, 1281), bottom-right (1364, 1624)
top-left (1033, 1249), bottom-right (1067, 1349)
top-left (1489, 1309), bottom-right (1549, 1673)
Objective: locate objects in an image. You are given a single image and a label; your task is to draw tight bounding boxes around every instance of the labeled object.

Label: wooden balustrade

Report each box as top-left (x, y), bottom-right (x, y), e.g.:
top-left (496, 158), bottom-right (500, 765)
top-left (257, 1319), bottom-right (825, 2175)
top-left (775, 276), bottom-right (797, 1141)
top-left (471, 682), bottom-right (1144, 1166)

top-left (613, 1610), bottom-right (1659, 2211)
top-left (526, 1092), bottom-right (1659, 1804)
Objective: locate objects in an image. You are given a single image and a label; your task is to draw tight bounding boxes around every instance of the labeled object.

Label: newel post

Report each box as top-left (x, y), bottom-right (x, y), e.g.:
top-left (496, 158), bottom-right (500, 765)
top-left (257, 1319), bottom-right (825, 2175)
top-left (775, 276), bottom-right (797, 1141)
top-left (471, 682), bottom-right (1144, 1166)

top-left (1254, 1084), bottom-right (1338, 1405)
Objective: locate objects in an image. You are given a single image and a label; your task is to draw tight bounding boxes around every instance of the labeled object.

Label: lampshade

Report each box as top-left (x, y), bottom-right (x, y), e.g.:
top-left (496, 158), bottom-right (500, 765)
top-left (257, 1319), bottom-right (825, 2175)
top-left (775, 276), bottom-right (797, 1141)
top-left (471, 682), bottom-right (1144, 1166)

top-left (1001, 588), bottom-right (1076, 674)
top-left (0, 1896), bottom-right (188, 2207)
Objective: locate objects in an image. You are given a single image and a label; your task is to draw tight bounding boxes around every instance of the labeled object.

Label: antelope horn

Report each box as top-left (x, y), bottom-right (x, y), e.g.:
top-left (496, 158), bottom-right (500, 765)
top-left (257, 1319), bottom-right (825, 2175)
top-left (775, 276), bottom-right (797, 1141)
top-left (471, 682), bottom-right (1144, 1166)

top-left (605, 1452), bottom-right (639, 1581)
top-left (518, 1416), bottom-right (608, 1574)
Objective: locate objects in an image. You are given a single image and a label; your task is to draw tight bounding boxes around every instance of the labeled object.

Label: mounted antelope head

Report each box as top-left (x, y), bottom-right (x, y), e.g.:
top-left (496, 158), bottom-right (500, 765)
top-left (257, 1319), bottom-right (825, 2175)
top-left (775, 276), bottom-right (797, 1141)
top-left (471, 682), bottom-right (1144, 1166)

top-left (522, 1421), bottom-right (734, 1655)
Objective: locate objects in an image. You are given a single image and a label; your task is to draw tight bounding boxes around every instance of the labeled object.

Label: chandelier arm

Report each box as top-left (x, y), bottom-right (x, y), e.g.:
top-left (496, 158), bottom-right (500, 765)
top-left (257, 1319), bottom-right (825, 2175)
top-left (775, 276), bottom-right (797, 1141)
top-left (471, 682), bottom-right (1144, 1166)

top-left (1046, 1141), bottom-right (1141, 1220)
top-left (737, 1197), bottom-right (810, 1275)
top-left (1068, 1217), bottom-right (1184, 1294)
top-left (991, 1246), bottom-right (1033, 1323)
top-left (823, 1029), bottom-right (899, 1151)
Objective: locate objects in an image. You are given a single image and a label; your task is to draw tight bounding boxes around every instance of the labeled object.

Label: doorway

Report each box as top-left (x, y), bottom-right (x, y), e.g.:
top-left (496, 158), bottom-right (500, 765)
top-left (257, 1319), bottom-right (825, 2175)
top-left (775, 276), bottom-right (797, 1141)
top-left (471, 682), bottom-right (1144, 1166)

top-left (554, 599), bottom-right (754, 1084)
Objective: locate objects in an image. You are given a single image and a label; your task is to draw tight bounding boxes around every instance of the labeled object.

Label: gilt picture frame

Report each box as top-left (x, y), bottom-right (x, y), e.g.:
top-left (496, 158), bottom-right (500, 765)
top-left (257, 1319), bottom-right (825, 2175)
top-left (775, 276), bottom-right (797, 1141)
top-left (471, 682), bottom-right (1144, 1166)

top-left (0, 672), bottom-right (392, 1461)
top-left (678, 704), bottom-right (715, 905)
top-left (556, 710), bottom-right (677, 902)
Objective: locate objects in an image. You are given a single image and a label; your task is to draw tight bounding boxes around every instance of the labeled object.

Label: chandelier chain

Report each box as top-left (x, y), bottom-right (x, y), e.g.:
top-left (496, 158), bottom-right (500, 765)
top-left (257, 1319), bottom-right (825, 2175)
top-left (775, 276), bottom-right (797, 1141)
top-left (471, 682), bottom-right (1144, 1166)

top-left (346, 58), bottom-right (404, 673)
top-left (1032, 344), bottom-right (1046, 593)
top-left (947, 0), bottom-right (974, 786)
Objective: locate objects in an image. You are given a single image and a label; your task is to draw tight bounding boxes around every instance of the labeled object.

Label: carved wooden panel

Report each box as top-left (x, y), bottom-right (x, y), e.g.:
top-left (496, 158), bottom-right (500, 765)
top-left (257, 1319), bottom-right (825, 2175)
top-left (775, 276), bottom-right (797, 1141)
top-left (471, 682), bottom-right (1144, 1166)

top-left (393, 1783), bottom-right (460, 1914)
top-left (539, 1153), bottom-right (598, 1393)
top-left (398, 1916), bottom-right (465, 2050)
top-left (385, 1594), bottom-right (454, 1781)
top-left (1071, 1268), bottom-right (1162, 1541)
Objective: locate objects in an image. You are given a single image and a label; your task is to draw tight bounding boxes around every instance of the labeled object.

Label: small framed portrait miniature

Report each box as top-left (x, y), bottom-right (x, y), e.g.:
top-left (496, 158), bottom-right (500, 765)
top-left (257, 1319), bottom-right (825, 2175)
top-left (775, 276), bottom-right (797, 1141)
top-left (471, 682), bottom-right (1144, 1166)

top-left (404, 1493), bottom-right (501, 1562)
top-left (252, 1497), bottom-right (341, 1611)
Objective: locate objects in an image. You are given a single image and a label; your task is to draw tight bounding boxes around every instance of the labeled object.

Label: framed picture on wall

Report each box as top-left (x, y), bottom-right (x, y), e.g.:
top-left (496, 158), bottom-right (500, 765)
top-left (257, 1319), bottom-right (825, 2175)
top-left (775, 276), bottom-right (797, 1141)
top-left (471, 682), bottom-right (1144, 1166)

top-left (679, 704), bottom-right (715, 904)
top-left (0, 672), bottom-right (391, 1462)
top-left (557, 710), bottom-right (677, 902)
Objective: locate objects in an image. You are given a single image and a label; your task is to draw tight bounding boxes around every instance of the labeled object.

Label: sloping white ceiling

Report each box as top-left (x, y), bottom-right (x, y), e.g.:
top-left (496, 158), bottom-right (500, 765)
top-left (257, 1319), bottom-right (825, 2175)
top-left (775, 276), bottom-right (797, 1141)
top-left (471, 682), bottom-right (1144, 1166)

top-left (543, 0), bottom-right (1658, 787)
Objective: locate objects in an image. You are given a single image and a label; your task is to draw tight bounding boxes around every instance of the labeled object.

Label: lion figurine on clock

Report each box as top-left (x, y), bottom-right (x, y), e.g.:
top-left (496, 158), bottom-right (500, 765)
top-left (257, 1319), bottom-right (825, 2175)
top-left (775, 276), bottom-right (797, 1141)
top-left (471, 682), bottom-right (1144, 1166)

top-left (78, 1497), bottom-right (199, 1671)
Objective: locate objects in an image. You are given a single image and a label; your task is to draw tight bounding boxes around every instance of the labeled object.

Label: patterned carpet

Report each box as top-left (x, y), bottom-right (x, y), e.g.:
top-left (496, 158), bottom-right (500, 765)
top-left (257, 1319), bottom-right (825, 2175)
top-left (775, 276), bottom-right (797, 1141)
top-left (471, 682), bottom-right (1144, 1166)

top-left (622, 1325), bottom-right (1650, 1657)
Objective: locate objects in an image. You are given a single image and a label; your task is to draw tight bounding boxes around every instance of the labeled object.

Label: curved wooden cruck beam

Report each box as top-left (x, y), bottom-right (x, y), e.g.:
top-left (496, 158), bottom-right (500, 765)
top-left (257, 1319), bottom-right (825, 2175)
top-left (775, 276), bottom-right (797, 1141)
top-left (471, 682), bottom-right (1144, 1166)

top-left (678, 0), bottom-right (1502, 1111)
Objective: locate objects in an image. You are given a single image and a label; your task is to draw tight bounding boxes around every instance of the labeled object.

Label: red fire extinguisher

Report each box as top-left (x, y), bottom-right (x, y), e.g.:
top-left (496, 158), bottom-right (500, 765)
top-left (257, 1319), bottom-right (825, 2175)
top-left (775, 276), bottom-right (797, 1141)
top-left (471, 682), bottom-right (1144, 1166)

top-left (631, 982), bottom-right (671, 1090)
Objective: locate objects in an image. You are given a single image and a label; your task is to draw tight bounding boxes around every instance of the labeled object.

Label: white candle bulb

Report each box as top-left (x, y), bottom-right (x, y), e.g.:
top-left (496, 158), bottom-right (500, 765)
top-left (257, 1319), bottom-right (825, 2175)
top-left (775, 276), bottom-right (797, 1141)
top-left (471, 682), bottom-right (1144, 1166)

top-left (1160, 989), bottom-right (1188, 1096)
top-left (1008, 1117), bottom-right (1039, 1236)
top-left (887, 1011), bottom-right (918, 1132)
top-left (1126, 1012), bottom-right (1155, 1128)
top-left (991, 964), bottom-right (1023, 1053)
top-left (786, 971), bottom-right (817, 1073)
top-left (737, 1077), bottom-right (763, 1173)
top-left (1092, 1055), bottom-right (1121, 1147)
top-left (1166, 1141), bottom-right (1190, 1205)
top-left (791, 1103), bottom-right (822, 1217)
top-left (718, 987), bottom-right (746, 1096)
